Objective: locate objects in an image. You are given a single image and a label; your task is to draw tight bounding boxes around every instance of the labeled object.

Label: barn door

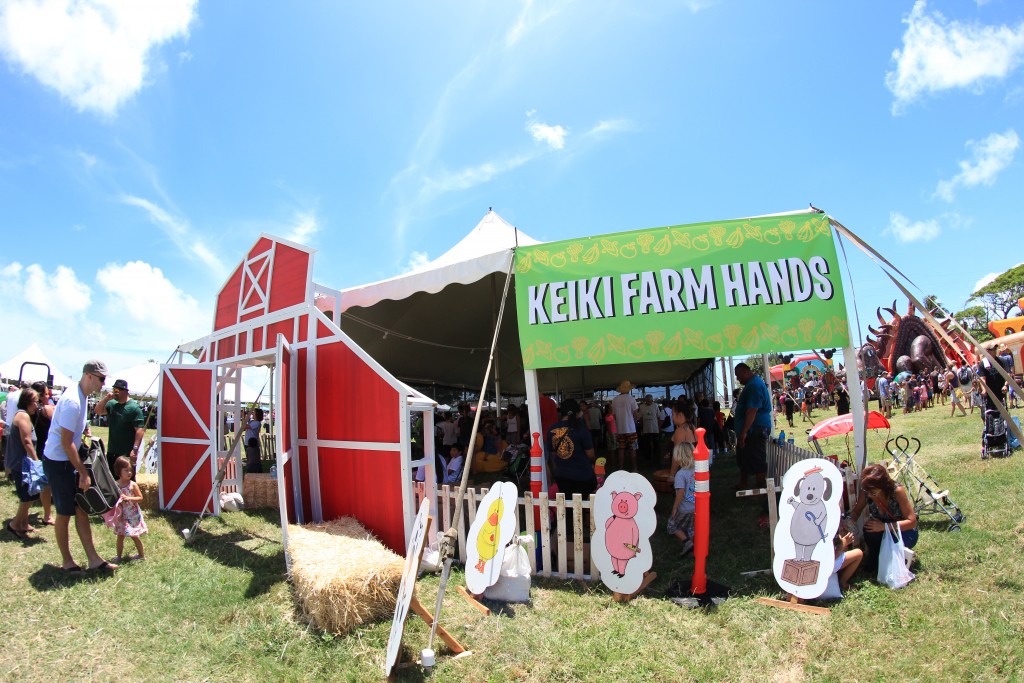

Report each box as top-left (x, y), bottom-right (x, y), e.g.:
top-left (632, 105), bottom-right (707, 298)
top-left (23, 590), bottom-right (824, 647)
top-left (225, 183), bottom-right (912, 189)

top-left (159, 364), bottom-right (217, 513)
top-left (275, 336), bottom-right (301, 563)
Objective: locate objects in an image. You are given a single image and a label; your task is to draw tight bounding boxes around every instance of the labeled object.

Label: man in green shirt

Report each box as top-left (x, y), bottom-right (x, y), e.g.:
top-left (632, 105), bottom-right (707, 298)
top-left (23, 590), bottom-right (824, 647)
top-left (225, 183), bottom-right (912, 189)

top-left (95, 378), bottom-right (146, 476)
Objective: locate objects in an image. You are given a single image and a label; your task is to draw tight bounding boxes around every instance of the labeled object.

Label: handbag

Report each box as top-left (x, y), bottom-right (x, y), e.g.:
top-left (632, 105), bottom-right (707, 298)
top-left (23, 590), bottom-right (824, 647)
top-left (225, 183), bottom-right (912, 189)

top-left (878, 522), bottom-right (915, 589)
top-left (22, 458), bottom-right (48, 496)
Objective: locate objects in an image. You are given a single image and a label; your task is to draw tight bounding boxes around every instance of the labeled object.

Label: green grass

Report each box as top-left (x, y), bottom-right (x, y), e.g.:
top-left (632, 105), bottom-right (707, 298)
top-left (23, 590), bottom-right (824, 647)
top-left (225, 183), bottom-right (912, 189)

top-left (2, 404), bottom-right (1023, 681)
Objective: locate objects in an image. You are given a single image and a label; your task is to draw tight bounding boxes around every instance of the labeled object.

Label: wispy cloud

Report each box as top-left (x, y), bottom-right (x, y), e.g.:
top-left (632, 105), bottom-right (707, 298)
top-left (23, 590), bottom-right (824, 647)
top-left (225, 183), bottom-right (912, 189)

top-left (282, 211), bottom-right (320, 244)
top-left (505, 0), bottom-right (571, 47)
top-left (120, 194), bottom-right (226, 276)
top-left (935, 129), bottom-right (1019, 201)
top-left (0, 0), bottom-right (198, 116)
top-left (885, 212), bottom-right (941, 243)
top-left (886, 0), bottom-right (1024, 114)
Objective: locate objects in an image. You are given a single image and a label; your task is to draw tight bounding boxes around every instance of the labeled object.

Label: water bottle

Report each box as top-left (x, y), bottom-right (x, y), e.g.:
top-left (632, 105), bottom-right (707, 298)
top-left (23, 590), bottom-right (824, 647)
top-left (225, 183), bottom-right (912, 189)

top-left (269, 465), bottom-right (277, 479)
top-left (778, 430), bottom-right (786, 445)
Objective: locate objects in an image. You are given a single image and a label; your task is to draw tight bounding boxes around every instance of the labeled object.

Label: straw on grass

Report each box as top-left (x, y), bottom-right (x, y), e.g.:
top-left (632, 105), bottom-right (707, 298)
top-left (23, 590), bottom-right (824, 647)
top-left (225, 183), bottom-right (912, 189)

top-left (288, 517), bottom-right (404, 635)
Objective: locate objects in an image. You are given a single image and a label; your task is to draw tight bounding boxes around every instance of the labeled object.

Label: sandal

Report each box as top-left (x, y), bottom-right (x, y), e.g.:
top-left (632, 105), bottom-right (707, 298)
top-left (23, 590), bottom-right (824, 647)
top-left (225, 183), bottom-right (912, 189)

top-left (41, 518), bottom-right (56, 526)
top-left (61, 565), bottom-right (86, 576)
top-left (5, 522), bottom-right (28, 540)
top-left (88, 560), bottom-right (118, 572)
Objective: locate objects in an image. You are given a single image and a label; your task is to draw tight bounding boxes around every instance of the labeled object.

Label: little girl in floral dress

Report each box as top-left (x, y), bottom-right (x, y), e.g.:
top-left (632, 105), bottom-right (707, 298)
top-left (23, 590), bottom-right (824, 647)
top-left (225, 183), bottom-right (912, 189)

top-left (106, 456), bottom-right (148, 561)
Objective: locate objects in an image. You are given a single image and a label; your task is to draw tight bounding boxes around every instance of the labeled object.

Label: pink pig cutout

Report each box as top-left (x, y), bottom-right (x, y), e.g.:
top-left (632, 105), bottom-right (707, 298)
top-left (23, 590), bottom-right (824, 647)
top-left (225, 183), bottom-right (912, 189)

top-left (604, 490), bottom-right (642, 577)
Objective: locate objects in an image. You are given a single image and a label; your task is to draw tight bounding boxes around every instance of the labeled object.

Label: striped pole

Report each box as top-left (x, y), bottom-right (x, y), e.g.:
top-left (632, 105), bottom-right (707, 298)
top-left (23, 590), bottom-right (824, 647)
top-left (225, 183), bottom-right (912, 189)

top-left (691, 427), bottom-right (710, 595)
top-left (530, 431), bottom-right (543, 525)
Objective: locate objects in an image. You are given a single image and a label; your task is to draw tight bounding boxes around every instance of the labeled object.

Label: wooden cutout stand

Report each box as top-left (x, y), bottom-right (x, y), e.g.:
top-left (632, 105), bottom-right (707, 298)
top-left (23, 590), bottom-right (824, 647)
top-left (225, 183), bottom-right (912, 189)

top-left (457, 585), bottom-right (491, 615)
top-left (612, 571), bottom-right (657, 603)
top-left (391, 594), bottom-right (472, 678)
top-left (756, 593), bottom-right (830, 616)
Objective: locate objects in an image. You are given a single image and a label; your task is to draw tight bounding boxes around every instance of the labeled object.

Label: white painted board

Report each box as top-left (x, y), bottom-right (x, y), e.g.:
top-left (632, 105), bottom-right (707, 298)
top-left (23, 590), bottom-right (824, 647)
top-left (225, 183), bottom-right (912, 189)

top-left (590, 471), bottom-right (657, 594)
top-left (384, 499), bottom-right (432, 677)
top-left (464, 482), bottom-right (519, 595)
top-left (771, 458), bottom-right (843, 600)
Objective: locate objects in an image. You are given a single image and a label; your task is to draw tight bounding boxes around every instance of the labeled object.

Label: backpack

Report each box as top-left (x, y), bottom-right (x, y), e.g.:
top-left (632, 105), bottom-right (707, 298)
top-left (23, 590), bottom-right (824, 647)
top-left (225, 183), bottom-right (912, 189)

top-left (75, 439), bottom-right (121, 515)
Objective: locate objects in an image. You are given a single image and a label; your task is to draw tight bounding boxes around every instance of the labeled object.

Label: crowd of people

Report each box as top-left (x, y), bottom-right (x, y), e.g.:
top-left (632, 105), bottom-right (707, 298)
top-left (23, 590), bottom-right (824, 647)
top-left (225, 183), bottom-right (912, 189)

top-left (2, 361), bottom-right (148, 573)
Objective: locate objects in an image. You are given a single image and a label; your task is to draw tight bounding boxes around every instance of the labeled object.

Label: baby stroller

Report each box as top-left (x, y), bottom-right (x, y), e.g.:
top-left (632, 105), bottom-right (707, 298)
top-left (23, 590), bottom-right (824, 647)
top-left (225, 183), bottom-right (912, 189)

top-left (886, 436), bottom-right (965, 531)
top-left (983, 409), bottom-right (1009, 459)
top-left (500, 443), bottom-right (531, 488)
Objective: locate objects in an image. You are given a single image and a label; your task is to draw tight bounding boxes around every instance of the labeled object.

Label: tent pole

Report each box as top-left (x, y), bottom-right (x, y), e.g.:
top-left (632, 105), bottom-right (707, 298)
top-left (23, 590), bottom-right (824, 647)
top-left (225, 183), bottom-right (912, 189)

top-left (491, 273), bottom-right (502, 415)
top-left (428, 252), bottom-right (515, 653)
top-left (761, 353), bottom-right (775, 436)
top-left (843, 345), bottom-right (867, 471)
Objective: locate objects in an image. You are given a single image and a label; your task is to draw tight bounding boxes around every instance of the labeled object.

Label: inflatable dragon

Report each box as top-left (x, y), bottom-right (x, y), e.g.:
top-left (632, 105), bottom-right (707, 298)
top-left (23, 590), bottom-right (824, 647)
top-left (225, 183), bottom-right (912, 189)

top-left (864, 302), bottom-right (977, 375)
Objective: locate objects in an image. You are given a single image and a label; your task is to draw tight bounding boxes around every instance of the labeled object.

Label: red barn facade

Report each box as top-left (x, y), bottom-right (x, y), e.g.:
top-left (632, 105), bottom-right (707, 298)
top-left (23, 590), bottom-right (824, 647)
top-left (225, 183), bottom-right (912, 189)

top-left (159, 235), bottom-right (435, 554)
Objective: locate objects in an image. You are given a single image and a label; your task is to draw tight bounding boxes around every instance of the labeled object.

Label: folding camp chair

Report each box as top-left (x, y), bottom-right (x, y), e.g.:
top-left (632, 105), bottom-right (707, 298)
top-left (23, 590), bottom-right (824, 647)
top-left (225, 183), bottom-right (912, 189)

top-left (886, 435), bottom-right (965, 531)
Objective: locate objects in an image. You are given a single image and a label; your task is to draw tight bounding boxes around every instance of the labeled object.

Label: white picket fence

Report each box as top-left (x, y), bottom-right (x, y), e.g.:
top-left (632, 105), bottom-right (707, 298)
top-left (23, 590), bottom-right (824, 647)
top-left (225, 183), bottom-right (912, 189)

top-left (767, 439), bottom-right (822, 483)
top-left (416, 483), bottom-right (599, 581)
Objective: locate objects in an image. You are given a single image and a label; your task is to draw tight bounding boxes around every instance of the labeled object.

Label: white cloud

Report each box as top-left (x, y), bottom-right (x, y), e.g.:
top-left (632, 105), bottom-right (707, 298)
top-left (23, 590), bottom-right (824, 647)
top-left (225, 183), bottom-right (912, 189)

top-left (885, 212), bottom-right (941, 243)
top-left (120, 194), bottom-right (227, 276)
top-left (973, 271), bottom-right (999, 292)
top-left (886, 0), bottom-right (1024, 114)
top-left (935, 129), bottom-right (1019, 201)
top-left (404, 251), bottom-right (431, 273)
top-left (96, 261), bottom-right (204, 333)
top-left (0, 0), bottom-right (198, 115)
top-left (282, 211), bottom-right (320, 244)
top-left (527, 120), bottom-right (568, 150)
top-left (420, 154), bottom-right (533, 197)
top-left (586, 119), bottom-right (636, 136)
top-left (1, 262), bottom-right (92, 319)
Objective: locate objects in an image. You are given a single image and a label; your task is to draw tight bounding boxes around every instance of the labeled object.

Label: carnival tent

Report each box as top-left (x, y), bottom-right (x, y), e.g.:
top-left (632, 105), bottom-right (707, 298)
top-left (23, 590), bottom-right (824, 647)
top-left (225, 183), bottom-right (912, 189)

top-left (332, 210), bottom-right (710, 394)
top-left (0, 343), bottom-right (75, 388)
top-left (109, 359), bottom-right (269, 402)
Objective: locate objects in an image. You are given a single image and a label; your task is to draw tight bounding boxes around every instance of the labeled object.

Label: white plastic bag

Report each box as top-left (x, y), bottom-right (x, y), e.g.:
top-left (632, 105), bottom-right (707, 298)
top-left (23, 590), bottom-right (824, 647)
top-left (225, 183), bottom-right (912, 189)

top-left (878, 523), bottom-right (915, 589)
top-left (484, 535), bottom-right (533, 602)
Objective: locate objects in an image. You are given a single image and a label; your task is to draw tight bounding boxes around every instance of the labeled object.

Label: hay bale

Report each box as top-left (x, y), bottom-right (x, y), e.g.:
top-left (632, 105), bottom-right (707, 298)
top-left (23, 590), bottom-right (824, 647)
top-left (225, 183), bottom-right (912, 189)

top-left (288, 517), bottom-right (404, 635)
top-left (136, 473), bottom-right (160, 510)
top-left (243, 473), bottom-right (279, 509)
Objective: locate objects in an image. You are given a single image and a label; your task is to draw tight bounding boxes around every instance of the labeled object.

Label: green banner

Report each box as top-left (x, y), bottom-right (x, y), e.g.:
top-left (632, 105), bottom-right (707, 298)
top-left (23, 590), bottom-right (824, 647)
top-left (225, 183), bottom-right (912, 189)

top-left (514, 214), bottom-right (850, 369)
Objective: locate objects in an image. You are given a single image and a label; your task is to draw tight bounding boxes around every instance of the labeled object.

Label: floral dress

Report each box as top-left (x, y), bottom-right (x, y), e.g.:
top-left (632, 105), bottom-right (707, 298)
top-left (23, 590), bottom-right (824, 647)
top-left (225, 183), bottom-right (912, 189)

top-left (105, 483), bottom-right (148, 537)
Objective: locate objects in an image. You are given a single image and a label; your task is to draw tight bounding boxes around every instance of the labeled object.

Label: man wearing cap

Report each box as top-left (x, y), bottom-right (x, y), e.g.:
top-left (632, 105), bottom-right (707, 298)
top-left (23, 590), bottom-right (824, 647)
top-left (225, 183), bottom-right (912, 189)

top-left (43, 360), bottom-right (117, 573)
top-left (94, 378), bottom-right (146, 476)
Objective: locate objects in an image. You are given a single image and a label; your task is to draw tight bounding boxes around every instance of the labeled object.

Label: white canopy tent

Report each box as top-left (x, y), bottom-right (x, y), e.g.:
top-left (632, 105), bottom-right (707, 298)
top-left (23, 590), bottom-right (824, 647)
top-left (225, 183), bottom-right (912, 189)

top-left (330, 210), bottom-right (711, 395)
top-left (108, 360), bottom-right (270, 403)
top-left (0, 343), bottom-right (76, 388)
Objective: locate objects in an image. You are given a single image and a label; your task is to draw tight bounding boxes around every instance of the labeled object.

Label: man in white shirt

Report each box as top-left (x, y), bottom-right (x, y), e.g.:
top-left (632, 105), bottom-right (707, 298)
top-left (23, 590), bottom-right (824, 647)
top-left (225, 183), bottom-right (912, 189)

top-left (42, 360), bottom-right (117, 574)
top-left (611, 380), bottom-right (639, 472)
top-left (639, 394), bottom-right (661, 463)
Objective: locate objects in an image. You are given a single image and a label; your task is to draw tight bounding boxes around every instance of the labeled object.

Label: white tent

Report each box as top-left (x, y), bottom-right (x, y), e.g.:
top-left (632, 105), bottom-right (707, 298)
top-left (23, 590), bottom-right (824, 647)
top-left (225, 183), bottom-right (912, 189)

top-left (0, 343), bottom-right (76, 388)
top-left (331, 210), bottom-right (710, 394)
top-left (108, 360), bottom-right (270, 403)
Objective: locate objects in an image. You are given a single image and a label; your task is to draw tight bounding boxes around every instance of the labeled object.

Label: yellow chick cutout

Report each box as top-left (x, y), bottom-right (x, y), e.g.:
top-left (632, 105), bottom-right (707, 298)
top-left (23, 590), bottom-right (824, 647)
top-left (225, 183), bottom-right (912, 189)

top-left (475, 499), bottom-right (504, 573)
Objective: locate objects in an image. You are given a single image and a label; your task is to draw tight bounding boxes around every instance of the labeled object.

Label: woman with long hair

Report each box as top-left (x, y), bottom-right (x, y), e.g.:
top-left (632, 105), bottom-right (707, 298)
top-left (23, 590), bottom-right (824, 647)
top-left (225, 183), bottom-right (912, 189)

top-left (6, 388), bottom-right (41, 538)
top-left (850, 463), bottom-right (918, 575)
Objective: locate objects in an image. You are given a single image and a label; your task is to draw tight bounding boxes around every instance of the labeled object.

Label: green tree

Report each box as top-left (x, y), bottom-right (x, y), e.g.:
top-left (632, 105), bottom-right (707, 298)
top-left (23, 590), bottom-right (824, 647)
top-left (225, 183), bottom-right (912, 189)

top-left (745, 352), bottom-right (787, 379)
top-left (952, 305), bottom-right (993, 343)
top-left (968, 264), bottom-right (1024, 320)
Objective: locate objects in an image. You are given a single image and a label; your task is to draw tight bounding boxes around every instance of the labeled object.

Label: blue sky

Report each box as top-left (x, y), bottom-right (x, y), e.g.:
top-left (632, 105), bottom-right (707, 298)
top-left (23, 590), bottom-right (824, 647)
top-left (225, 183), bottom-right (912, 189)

top-left (2, 0), bottom-right (1023, 382)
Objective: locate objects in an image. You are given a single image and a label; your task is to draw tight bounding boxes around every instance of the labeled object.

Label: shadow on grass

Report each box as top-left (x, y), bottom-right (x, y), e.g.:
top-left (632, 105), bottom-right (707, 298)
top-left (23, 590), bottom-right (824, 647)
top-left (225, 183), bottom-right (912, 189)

top-left (28, 563), bottom-right (117, 591)
top-left (183, 527), bottom-right (287, 598)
